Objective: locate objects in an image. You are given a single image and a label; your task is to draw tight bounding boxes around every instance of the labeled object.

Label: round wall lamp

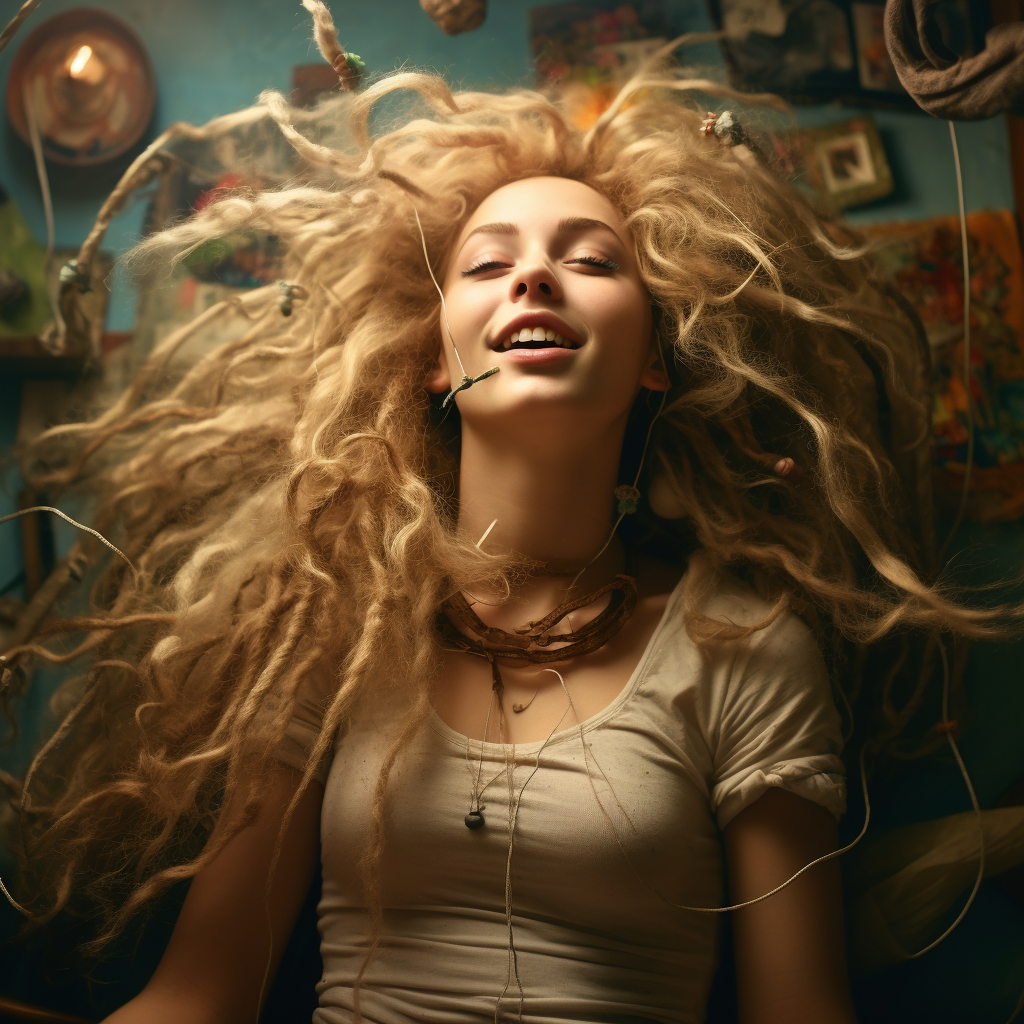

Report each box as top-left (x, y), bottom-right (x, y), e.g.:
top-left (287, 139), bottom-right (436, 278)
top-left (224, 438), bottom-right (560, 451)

top-left (5, 7), bottom-right (155, 166)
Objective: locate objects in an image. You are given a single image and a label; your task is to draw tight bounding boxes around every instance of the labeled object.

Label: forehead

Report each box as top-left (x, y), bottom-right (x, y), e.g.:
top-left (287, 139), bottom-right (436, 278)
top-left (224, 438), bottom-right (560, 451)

top-left (458, 176), bottom-right (627, 240)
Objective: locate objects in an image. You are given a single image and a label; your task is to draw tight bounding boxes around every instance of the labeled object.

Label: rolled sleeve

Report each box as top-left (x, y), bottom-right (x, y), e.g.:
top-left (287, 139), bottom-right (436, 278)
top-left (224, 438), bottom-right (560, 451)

top-left (703, 601), bottom-right (847, 830)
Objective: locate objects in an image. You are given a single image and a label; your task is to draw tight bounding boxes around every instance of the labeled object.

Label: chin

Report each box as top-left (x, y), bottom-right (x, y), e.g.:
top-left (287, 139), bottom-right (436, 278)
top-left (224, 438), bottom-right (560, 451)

top-left (460, 380), bottom-right (631, 431)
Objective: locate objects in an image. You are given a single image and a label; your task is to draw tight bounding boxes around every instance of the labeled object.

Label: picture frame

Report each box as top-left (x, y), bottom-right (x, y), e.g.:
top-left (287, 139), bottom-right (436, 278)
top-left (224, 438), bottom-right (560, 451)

top-left (799, 115), bottom-right (894, 209)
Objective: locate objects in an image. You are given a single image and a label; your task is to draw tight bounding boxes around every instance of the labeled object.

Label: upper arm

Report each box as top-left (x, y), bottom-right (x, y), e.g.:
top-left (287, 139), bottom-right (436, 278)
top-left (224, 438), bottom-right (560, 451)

top-left (104, 766), bottom-right (323, 1024)
top-left (724, 788), bottom-right (857, 1024)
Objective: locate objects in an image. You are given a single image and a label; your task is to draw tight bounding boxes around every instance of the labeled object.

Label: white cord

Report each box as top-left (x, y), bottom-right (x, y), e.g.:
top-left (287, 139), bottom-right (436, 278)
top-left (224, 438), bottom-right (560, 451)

top-left (494, 693), bottom-right (571, 1024)
top-left (0, 0), bottom-right (43, 57)
top-left (411, 203), bottom-right (467, 380)
top-left (542, 640), bottom-right (986, 934)
top-left (0, 875), bottom-right (28, 915)
top-left (939, 121), bottom-right (973, 560)
top-left (0, 506), bottom-right (138, 583)
top-left (906, 640), bottom-right (984, 959)
top-left (567, 384), bottom-right (667, 593)
top-left (22, 84), bottom-right (65, 342)
top-left (475, 518), bottom-right (498, 549)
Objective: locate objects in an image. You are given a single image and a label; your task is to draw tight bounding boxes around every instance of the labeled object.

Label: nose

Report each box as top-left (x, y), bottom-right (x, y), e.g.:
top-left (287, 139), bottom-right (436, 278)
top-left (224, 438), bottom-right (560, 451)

top-left (508, 258), bottom-right (563, 302)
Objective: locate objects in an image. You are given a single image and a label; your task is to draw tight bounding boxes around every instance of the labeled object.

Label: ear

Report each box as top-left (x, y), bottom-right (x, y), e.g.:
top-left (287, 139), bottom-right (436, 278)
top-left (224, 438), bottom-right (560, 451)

top-left (639, 343), bottom-right (670, 392)
top-left (425, 348), bottom-right (452, 395)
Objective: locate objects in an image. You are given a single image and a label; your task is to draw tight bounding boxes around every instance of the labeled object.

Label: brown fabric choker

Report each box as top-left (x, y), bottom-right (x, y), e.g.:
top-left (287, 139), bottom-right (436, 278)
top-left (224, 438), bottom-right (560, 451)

top-left (438, 574), bottom-right (639, 693)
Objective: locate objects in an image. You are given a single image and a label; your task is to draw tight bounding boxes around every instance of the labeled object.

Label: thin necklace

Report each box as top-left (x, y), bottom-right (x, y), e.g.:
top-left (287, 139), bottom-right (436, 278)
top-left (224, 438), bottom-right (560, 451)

top-left (441, 573), bottom-right (637, 829)
top-left (464, 689), bottom-right (498, 828)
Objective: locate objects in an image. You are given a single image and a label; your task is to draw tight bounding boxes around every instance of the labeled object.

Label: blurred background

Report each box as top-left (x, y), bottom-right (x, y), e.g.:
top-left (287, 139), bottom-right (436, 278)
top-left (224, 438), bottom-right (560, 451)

top-left (0, 1), bottom-right (1022, 1021)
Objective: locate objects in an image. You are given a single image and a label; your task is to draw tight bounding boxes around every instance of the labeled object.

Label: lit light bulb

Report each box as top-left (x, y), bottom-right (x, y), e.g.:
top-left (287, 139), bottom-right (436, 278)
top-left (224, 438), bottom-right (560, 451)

top-left (55, 36), bottom-right (111, 122)
top-left (68, 44), bottom-right (93, 78)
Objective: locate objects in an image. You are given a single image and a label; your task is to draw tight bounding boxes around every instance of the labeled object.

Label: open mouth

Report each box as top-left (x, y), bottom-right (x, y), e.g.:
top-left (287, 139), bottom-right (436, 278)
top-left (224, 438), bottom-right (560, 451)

top-left (496, 327), bottom-right (580, 351)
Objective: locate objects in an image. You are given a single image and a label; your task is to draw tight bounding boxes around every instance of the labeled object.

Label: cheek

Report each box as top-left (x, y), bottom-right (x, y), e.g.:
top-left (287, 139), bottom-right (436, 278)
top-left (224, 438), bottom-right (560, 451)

top-left (442, 282), bottom-right (492, 338)
top-left (585, 281), bottom-right (652, 368)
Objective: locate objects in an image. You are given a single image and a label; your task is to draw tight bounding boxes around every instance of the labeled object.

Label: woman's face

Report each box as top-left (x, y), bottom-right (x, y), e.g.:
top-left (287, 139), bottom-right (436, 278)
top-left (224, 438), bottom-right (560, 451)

top-left (430, 176), bottom-right (665, 431)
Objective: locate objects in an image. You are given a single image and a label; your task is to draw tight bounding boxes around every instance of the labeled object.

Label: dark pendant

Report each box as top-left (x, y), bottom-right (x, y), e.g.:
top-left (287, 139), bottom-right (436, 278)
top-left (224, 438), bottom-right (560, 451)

top-left (464, 810), bottom-right (485, 829)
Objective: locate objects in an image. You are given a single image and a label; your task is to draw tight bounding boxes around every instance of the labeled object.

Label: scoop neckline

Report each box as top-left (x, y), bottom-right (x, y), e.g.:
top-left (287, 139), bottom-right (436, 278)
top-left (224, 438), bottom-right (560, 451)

top-left (426, 571), bottom-right (686, 756)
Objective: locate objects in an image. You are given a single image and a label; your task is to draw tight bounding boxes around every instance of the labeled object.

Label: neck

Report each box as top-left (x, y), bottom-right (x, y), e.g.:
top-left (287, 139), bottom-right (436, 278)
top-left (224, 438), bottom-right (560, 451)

top-left (457, 415), bottom-right (629, 611)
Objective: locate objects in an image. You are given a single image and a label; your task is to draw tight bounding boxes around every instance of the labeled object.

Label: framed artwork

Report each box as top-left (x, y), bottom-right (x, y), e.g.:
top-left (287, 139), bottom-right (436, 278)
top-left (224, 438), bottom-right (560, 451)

top-left (768, 115), bottom-right (893, 210)
top-left (707, 0), bottom-right (985, 108)
top-left (529, 1), bottom-right (672, 128)
top-left (787, 115), bottom-right (894, 209)
top-left (865, 210), bottom-right (1024, 523)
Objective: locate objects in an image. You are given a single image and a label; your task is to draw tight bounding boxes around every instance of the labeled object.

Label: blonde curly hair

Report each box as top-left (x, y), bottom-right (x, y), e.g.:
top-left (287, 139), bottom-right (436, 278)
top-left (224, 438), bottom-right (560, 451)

top-left (2, 12), bottom-right (1007, 963)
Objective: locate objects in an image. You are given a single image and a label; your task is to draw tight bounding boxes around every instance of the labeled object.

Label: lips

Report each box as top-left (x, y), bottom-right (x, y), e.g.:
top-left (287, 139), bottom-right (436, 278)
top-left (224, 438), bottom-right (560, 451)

top-left (489, 311), bottom-right (583, 352)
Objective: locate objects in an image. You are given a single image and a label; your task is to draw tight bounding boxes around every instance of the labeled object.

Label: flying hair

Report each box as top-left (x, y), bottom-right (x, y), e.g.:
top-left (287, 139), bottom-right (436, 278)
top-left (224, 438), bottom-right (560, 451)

top-left (1, 5), bottom-right (1020, 1015)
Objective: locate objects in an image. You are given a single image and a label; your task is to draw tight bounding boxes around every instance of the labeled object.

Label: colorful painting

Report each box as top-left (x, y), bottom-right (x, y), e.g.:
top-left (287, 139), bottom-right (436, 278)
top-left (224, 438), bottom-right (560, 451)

top-left (865, 211), bottom-right (1024, 522)
top-left (529, 2), bottom-right (671, 128)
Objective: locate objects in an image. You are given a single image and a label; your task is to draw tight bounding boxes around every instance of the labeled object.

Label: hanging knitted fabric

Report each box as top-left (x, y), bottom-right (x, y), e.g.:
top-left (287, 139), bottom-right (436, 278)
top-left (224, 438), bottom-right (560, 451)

top-left (884, 0), bottom-right (1024, 119)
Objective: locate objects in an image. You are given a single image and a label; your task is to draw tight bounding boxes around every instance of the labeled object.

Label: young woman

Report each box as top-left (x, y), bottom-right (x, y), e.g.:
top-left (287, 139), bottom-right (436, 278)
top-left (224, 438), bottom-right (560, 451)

top-left (3, 7), bottom-right (997, 1023)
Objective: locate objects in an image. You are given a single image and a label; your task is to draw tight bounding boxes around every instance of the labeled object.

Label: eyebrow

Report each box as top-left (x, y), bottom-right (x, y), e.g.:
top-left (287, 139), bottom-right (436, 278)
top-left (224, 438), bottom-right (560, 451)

top-left (557, 216), bottom-right (622, 241)
top-left (461, 216), bottom-right (624, 245)
top-left (463, 221), bottom-right (519, 241)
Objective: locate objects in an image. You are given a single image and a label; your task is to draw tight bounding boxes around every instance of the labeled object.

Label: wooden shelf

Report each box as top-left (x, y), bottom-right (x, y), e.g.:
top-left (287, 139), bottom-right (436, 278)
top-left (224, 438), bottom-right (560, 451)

top-left (0, 336), bottom-right (87, 378)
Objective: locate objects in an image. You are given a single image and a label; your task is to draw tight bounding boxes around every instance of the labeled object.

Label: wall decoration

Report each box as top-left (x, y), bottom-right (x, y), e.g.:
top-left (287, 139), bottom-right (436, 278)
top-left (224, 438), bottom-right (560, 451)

top-left (5, 8), bottom-right (155, 166)
top-left (865, 210), bottom-right (1024, 522)
top-left (766, 115), bottom-right (894, 210)
top-left (529, 1), bottom-right (671, 128)
top-left (850, 2), bottom-right (902, 93)
top-left (707, 0), bottom-right (984, 108)
top-left (0, 190), bottom-right (110, 375)
top-left (791, 115), bottom-right (893, 209)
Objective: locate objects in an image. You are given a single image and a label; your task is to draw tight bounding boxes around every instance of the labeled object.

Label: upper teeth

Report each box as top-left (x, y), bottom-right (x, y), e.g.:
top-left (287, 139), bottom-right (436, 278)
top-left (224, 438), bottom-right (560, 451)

top-left (499, 327), bottom-right (574, 350)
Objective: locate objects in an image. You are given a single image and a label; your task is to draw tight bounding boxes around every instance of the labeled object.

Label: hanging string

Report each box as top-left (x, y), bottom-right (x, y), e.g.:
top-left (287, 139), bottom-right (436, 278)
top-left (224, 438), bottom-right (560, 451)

top-left (493, 699), bottom-right (571, 1024)
top-left (566, 360), bottom-right (669, 593)
top-left (541, 644), bottom-right (986, 939)
top-left (0, 507), bottom-right (136, 916)
top-left (938, 121), bottom-right (974, 560)
top-left (22, 84), bottom-right (65, 347)
top-left (904, 640), bottom-right (984, 959)
top-left (0, 875), bottom-right (28, 916)
top-left (409, 202), bottom-right (499, 410)
top-left (475, 518), bottom-right (498, 549)
top-left (0, 0), bottom-right (42, 56)
top-left (0, 507), bottom-right (137, 582)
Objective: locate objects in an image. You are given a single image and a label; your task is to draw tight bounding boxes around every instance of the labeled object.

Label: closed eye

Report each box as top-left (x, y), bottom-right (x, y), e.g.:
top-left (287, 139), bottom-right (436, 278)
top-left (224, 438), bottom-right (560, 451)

top-left (565, 256), bottom-right (620, 271)
top-left (461, 260), bottom-right (512, 277)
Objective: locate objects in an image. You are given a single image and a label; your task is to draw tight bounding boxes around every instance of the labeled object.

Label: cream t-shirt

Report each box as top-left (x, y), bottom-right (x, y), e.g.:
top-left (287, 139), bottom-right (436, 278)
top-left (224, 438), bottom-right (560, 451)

top-left (277, 565), bottom-right (846, 1024)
